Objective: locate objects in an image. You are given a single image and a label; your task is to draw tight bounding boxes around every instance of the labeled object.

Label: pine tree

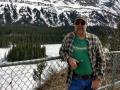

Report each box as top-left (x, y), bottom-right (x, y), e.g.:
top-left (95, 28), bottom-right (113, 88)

top-left (109, 22), bottom-right (120, 51)
top-left (33, 61), bottom-right (46, 85)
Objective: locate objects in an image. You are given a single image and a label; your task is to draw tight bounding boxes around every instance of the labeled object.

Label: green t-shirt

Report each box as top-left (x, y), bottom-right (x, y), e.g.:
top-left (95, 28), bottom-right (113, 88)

top-left (73, 36), bottom-right (92, 76)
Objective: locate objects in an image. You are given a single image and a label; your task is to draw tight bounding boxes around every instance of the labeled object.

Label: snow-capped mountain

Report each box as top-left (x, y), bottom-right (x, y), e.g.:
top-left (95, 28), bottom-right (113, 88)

top-left (0, 0), bottom-right (120, 27)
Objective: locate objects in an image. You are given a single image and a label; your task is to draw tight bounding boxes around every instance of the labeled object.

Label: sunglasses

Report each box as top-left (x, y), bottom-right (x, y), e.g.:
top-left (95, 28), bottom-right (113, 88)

top-left (75, 21), bottom-right (85, 25)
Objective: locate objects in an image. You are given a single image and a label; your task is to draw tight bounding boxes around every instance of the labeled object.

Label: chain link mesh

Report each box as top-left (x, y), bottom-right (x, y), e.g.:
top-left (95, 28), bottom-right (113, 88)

top-left (0, 52), bottom-right (120, 90)
top-left (99, 52), bottom-right (120, 90)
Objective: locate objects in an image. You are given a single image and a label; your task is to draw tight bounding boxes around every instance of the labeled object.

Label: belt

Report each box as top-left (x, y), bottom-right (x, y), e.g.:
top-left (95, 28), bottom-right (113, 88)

top-left (73, 73), bottom-right (93, 80)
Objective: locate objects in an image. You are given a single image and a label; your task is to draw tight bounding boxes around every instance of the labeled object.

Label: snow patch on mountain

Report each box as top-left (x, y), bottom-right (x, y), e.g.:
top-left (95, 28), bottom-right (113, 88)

top-left (0, 0), bottom-right (120, 27)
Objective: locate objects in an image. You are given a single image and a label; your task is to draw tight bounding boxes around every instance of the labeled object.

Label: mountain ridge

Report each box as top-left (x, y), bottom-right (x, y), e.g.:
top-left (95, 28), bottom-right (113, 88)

top-left (0, 0), bottom-right (120, 28)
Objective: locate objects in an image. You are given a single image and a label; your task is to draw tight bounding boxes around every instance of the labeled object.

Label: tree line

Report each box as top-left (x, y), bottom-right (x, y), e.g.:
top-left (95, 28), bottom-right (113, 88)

top-left (0, 24), bottom-right (114, 48)
top-left (0, 24), bottom-right (74, 47)
top-left (6, 43), bottom-right (46, 62)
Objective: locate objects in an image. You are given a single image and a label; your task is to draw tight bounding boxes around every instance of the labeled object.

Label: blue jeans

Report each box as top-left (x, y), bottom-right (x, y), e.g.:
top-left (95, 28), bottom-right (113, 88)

top-left (68, 76), bottom-right (95, 90)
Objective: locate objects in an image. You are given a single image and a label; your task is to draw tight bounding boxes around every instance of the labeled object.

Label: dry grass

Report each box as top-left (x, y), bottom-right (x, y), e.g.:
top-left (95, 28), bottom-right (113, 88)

top-left (34, 68), bottom-right (68, 90)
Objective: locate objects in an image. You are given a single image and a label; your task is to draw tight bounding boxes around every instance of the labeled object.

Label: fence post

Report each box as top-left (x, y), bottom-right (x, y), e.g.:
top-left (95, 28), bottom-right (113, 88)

top-left (111, 53), bottom-right (118, 90)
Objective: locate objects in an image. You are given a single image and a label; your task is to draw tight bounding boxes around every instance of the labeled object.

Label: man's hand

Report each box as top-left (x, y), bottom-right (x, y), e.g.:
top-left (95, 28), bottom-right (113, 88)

top-left (68, 57), bottom-right (78, 70)
top-left (91, 77), bottom-right (100, 89)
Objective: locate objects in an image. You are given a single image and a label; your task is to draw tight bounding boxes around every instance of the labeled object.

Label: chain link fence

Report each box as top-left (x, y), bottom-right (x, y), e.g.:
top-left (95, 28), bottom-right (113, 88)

top-left (0, 52), bottom-right (120, 90)
top-left (99, 51), bottom-right (120, 90)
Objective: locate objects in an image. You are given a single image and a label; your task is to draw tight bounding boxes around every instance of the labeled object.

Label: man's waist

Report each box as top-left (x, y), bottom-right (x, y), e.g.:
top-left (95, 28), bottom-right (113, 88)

top-left (73, 72), bottom-right (93, 80)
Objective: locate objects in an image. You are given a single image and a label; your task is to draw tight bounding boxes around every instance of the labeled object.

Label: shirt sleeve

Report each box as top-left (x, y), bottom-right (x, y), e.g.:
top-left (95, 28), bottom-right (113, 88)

top-left (59, 34), bottom-right (71, 61)
top-left (95, 37), bottom-right (106, 80)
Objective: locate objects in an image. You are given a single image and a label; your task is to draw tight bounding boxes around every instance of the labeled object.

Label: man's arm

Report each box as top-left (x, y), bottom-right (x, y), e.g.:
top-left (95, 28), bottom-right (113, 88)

top-left (59, 32), bottom-right (75, 61)
top-left (59, 40), bottom-right (70, 61)
top-left (95, 37), bottom-right (106, 80)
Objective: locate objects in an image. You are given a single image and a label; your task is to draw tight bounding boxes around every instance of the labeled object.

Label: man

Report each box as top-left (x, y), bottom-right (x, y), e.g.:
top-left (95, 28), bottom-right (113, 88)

top-left (59, 14), bottom-right (106, 90)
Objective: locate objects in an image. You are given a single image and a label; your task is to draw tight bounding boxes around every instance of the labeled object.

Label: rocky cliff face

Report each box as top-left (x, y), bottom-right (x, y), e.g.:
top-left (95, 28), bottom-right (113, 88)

top-left (0, 0), bottom-right (120, 27)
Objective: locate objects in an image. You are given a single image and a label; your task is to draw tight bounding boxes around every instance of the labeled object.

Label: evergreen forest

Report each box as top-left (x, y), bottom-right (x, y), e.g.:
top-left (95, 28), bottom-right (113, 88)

top-left (0, 24), bottom-right (117, 62)
top-left (7, 43), bottom-right (46, 62)
top-left (0, 24), bottom-right (74, 47)
top-left (0, 24), bottom-right (114, 48)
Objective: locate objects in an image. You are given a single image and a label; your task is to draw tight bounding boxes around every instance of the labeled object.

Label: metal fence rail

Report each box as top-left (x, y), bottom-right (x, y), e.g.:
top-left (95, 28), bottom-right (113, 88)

top-left (0, 52), bottom-right (120, 90)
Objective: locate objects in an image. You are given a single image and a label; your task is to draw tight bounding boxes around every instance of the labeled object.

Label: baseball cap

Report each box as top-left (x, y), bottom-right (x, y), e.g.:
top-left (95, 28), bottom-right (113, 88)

top-left (75, 14), bottom-right (88, 23)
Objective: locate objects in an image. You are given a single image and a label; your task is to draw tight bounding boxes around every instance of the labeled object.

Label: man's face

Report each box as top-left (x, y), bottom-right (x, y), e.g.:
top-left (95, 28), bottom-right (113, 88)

top-left (74, 19), bottom-right (88, 34)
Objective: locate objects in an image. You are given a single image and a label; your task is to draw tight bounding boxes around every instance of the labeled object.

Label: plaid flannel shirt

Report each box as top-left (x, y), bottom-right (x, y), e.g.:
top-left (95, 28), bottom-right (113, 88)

top-left (59, 32), bottom-right (106, 85)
